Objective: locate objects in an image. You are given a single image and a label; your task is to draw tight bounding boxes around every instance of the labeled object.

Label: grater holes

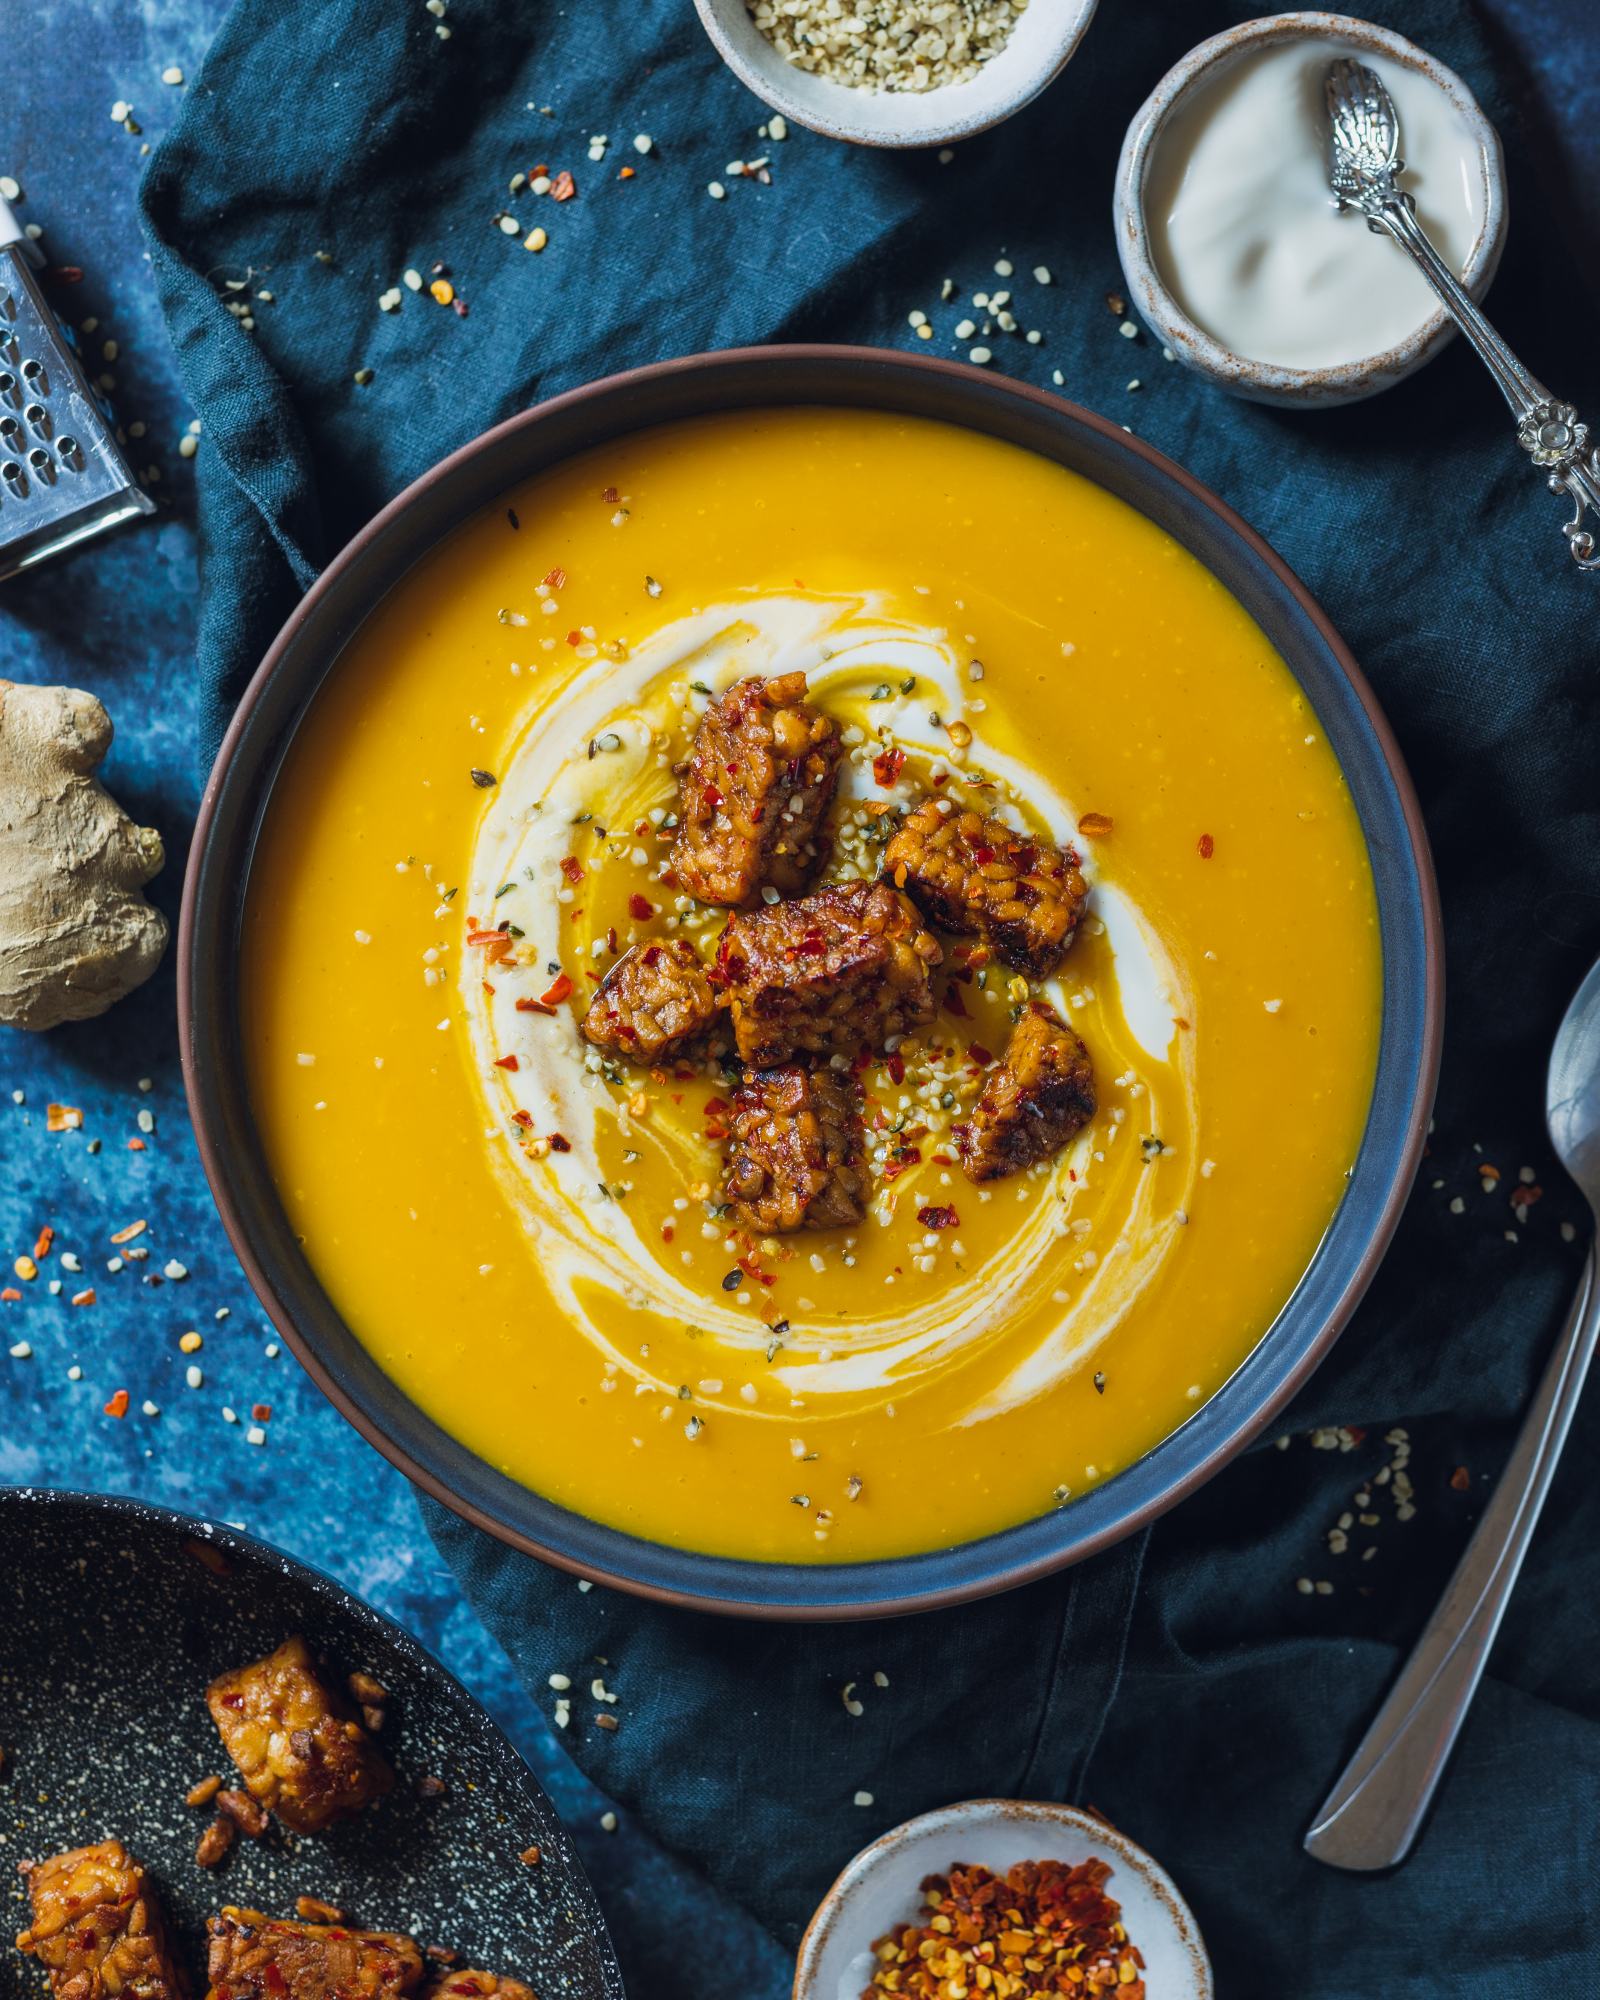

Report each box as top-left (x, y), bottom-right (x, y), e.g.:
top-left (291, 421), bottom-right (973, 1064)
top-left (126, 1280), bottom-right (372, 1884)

top-left (24, 401), bottom-right (50, 439)
top-left (0, 415), bottom-right (21, 449)
top-left (2, 460), bottom-right (25, 495)
top-left (0, 370), bottom-right (16, 407)
top-left (56, 435), bottom-right (82, 470)
top-left (20, 357), bottom-right (47, 396)
top-left (27, 447), bottom-right (54, 484)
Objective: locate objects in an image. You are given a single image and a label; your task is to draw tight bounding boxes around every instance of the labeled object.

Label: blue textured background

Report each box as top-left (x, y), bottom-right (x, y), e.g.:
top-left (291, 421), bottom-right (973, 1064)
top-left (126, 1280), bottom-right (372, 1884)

top-left (0, 3), bottom-right (1594, 1990)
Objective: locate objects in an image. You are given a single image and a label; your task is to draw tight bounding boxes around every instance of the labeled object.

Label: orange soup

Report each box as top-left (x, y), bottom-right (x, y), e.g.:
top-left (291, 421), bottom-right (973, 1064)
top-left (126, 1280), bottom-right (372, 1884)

top-left (242, 408), bottom-right (1381, 1562)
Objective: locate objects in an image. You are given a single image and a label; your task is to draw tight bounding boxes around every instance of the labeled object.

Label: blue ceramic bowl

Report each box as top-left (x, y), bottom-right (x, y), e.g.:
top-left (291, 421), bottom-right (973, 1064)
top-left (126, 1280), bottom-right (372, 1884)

top-left (181, 347), bottom-right (1442, 1620)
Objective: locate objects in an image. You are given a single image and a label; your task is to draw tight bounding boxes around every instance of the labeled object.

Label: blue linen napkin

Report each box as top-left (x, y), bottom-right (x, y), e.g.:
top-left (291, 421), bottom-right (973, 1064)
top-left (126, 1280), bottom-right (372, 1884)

top-left (140, 2), bottom-right (1600, 1992)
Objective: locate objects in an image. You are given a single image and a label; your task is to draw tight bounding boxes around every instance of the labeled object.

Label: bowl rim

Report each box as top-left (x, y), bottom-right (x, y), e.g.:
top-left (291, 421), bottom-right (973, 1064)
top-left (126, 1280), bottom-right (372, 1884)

top-left (180, 342), bottom-right (1443, 1622)
top-left (792, 1796), bottom-right (1213, 1999)
top-left (692, 0), bottom-right (1099, 149)
top-left (1113, 10), bottom-right (1507, 402)
top-left (2, 1484), bottom-right (625, 1996)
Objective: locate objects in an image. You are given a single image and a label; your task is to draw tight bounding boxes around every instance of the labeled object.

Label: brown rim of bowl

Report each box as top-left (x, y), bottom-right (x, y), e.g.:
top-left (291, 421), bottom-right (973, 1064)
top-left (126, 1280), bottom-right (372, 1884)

top-left (1115, 12), bottom-right (1507, 402)
top-left (180, 344), bottom-right (1444, 1621)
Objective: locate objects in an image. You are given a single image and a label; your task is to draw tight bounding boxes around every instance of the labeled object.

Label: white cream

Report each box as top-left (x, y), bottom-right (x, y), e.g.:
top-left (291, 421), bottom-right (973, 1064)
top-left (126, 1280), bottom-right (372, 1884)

top-left (462, 593), bottom-right (1198, 1428)
top-left (1146, 38), bottom-right (1482, 371)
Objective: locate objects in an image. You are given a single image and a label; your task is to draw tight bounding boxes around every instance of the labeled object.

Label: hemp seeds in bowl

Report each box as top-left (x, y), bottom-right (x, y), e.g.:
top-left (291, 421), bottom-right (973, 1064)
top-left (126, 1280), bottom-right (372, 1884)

top-left (693, 0), bottom-right (1100, 148)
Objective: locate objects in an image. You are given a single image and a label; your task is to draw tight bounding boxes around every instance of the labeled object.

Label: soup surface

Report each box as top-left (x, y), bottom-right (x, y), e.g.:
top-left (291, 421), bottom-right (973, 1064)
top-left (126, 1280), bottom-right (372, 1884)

top-left (243, 408), bottom-right (1381, 1564)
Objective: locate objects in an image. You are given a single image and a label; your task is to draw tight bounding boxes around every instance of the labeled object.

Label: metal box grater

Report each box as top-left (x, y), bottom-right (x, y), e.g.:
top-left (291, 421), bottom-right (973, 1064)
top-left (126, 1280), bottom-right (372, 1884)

top-left (0, 193), bottom-right (153, 582)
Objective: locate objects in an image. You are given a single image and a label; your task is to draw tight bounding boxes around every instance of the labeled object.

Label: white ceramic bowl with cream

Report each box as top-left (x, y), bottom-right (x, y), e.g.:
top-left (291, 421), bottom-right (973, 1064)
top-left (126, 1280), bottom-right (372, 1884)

top-left (694, 0), bottom-right (1098, 149)
top-left (794, 1798), bottom-right (1212, 2000)
top-left (1114, 13), bottom-right (1508, 405)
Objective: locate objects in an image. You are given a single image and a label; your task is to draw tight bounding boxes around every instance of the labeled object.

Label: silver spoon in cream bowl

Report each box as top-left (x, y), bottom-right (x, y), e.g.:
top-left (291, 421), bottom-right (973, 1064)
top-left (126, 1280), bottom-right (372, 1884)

top-left (1324, 56), bottom-right (1600, 570)
top-left (1306, 952), bottom-right (1600, 1869)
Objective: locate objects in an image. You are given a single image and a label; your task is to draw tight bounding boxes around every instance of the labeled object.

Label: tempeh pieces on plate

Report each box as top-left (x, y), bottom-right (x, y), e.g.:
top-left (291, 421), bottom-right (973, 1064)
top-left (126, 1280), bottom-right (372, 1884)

top-left (671, 671), bottom-right (841, 906)
top-left (716, 881), bottom-right (940, 1068)
top-left (422, 1975), bottom-right (537, 2000)
top-left (203, 1909), bottom-right (422, 2000)
top-left (15, 1838), bottom-right (188, 2000)
top-left (961, 1003), bottom-right (1096, 1183)
top-left (580, 938), bottom-right (719, 1065)
top-left (206, 1634), bottom-right (392, 1835)
top-left (724, 1063), bottom-right (868, 1233)
top-left (883, 799), bottom-right (1088, 980)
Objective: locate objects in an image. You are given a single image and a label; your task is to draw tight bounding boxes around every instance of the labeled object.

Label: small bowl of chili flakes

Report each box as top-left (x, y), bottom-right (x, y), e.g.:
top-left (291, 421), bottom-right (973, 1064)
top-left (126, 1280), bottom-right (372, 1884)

top-left (794, 1798), bottom-right (1211, 2000)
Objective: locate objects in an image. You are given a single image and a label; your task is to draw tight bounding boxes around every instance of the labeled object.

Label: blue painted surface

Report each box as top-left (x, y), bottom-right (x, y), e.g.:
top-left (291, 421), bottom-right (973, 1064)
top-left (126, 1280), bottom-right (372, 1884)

top-left (0, 3), bottom-right (1593, 1992)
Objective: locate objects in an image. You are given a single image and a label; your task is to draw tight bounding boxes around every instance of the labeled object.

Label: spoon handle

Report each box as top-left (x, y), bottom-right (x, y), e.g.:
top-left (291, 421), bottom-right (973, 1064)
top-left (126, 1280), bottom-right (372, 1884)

top-left (1304, 1245), bottom-right (1600, 1871)
top-left (1366, 195), bottom-right (1600, 571)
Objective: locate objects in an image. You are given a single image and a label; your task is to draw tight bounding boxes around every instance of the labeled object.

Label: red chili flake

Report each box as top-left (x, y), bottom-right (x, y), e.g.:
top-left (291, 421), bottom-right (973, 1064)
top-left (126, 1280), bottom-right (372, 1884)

top-left (547, 1133), bottom-right (572, 1153)
top-left (1197, 833), bottom-right (1215, 859)
top-left (511, 1110), bottom-right (534, 1128)
top-left (551, 170), bottom-right (577, 201)
top-left (72, 1288), bottom-right (96, 1307)
top-left (566, 629), bottom-right (582, 647)
top-left (1450, 1465), bottom-right (1471, 1492)
top-left (33, 1225), bottom-right (53, 1261)
top-left (872, 746), bottom-right (905, 787)
top-left (601, 486), bottom-right (620, 504)
top-left (972, 844), bottom-right (996, 866)
top-left (47, 265), bottom-right (85, 285)
top-left (543, 567), bottom-right (567, 589)
top-left (917, 1205), bottom-right (960, 1230)
top-left (515, 997), bottom-right (554, 1016)
top-left (104, 1389), bottom-right (130, 1419)
top-left (881, 1147), bottom-right (921, 1182)
top-left (967, 1043), bottom-right (995, 1067)
top-left (701, 785), bottom-right (723, 813)
top-left (560, 856), bottom-right (585, 884)
top-left (642, 944), bottom-right (664, 967)
top-left (886, 1053), bottom-right (905, 1085)
top-left (0, 1288), bottom-right (19, 1303)
top-left (943, 984), bottom-right (969, 1018)
top-left (704, 1096), bottom-right (732, 1116)
top-left (795, 929), bottom-right (826, 957)
top-left (619, 165), bottom-right (635, 180)
top-left (628, 893), bottom-right (655, 921)
top-left (251, 1404), bottom-right (272, 1424)
top-left (540, 973), bottom-right (574, 1006)
top-left (494, 1054), bottom-right (521, 1071)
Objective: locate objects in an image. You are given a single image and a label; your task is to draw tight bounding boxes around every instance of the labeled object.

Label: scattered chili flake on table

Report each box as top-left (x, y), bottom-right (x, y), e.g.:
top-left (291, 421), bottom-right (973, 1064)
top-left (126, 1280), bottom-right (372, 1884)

top-left (863, 1857), bottom-right (1145, 1999)
top-left (104, 1388), bottom-right (130, 1419)
top-left (1196, 832), bottom-right (1214, 859)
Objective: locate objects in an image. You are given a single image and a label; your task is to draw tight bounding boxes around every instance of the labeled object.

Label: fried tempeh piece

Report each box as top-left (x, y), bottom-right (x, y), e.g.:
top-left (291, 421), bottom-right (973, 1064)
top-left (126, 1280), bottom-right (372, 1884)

top-left (422, 1975), bottom-right (537, 2000)
top-left (883, 799), bottom-right (1088, 980)
top-left (716, 881), bottom-right (940, 1068)
top-left (204, 1909), bottom-right (422, 2000)
top-left (961, 1003), bottom-right (1096, 1183)
top-left (15, 1838), bottom-right (189, 2000)
top-left (206, 1635), bottom-right (392, 1836)
top-left (580, 939), bottom-right (719, 1065)
top-left (724, 1063), bottom-right (867, 1232)
top-left (671, 671), bottom-right (842, 906)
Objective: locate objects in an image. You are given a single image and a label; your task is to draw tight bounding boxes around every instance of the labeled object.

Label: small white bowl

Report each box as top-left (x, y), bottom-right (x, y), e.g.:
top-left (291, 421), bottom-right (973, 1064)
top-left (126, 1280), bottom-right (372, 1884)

top-left (1114, 12), bottom-right (1507, 405)
top-left (694, 0), bottom-right (1098, 149)
top-left (794, 1798), bottom-right (1212, 2000)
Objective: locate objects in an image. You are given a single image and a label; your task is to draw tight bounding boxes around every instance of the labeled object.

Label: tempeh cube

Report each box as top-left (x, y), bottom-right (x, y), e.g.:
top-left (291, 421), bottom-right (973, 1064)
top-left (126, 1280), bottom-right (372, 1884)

top-left (580, 939), bottom-right (719, 1065)
top-left (206, 1635), bottom-right (392, 1836)
top-left (715, 881), bottom-right (940, 1068)
top-left (422, 1975), bottom-right (537, 2000)
top-left (883, 799), bottom-right (1088, 980)
top-left (15, 1840), bottom-right (188, 2000)
top-left (203, 1909), bottom-right (422, 2000)
top-left (724, 1063), bottom-right (867, 1232)
top-left (961, 1003), bottom-right (1096, 1183)
top-left (671, 671), bottom-right (841, 906)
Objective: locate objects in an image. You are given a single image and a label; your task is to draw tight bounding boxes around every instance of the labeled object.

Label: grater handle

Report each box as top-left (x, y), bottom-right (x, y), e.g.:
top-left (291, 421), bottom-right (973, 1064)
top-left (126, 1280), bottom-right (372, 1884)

top-left (0, 193), bottom-right (43, 269)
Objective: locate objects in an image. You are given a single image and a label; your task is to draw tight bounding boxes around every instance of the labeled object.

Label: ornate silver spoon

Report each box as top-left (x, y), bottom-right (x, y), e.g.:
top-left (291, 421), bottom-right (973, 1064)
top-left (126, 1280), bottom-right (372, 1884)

top-left (1305, 952), bottom-right (1600, 1869)
top-left (1325, 56), bottom-right (1600, 570)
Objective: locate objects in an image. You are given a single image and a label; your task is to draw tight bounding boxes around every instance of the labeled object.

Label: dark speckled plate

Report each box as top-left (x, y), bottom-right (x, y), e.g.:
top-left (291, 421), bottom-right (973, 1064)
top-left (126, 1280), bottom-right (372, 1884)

top-left (0, 1488), bottom-right (622, 2000)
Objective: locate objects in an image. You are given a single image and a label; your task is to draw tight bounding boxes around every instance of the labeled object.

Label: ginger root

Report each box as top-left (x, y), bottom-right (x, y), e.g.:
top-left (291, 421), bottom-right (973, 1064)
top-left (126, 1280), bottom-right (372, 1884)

top-left (0, 680), bottom-right (168, 1030)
